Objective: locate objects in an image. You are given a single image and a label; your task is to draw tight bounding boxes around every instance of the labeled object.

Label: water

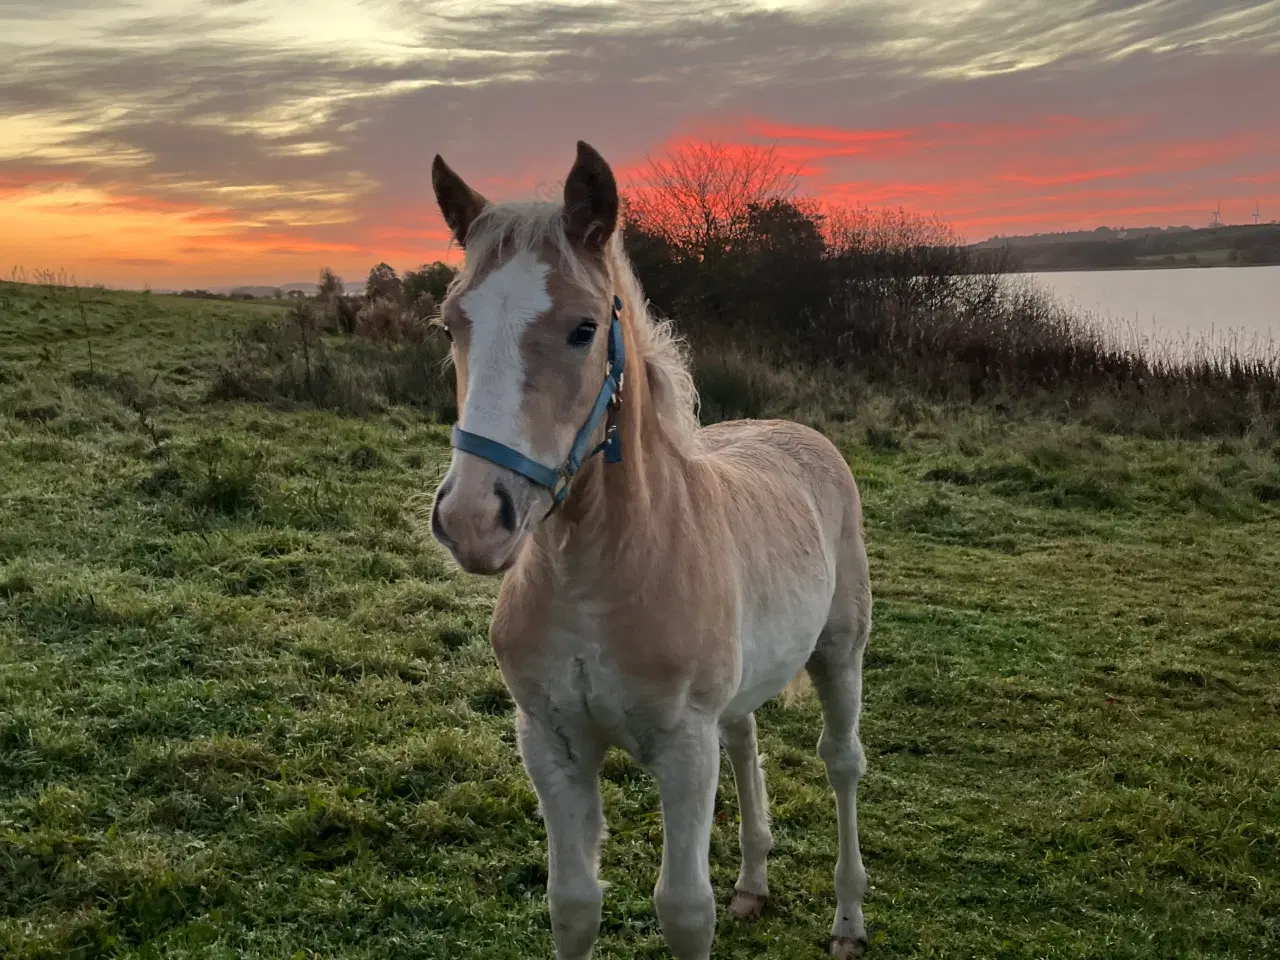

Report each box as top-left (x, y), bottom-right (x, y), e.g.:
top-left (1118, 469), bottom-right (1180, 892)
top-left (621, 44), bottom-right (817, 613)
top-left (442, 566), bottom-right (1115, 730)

top-left (1027, 266), bottom-right (1279, 362)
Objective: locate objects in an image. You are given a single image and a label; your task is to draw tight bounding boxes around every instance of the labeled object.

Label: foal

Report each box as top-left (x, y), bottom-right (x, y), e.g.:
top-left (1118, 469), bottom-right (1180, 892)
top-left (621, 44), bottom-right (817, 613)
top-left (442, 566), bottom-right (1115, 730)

top-left (428, 141), bottom-right (873, 960)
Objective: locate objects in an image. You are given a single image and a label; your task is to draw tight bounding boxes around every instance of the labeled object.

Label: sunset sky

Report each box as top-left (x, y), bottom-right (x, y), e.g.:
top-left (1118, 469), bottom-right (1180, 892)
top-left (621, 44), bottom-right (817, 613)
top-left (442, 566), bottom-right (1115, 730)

top-left (2, 0), bottom-right (1278, 289)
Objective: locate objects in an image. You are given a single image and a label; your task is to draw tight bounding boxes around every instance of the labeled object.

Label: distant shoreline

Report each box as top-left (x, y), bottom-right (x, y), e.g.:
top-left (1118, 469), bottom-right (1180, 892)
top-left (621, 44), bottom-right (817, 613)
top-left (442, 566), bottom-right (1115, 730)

top-left (1011, 261), bottom-right (1280, 274)
top-left (970, 222), bottom-right (1280, 274)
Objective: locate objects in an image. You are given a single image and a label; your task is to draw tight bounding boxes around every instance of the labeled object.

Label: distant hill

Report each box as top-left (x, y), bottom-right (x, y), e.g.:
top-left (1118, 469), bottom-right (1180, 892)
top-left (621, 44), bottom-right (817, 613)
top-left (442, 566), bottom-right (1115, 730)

top-left (972, 225), bottom-right (1200, 248)
top-left (969, 223), bottom-right (1280, 272)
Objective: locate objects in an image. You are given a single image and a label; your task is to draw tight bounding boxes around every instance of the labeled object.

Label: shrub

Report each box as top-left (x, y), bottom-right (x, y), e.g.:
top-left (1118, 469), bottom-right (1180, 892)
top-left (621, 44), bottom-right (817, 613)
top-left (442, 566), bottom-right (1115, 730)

top-left (623, 146), bottom-right (1280, 438)
top-left (211, 310), bottom-right (455, 421)
top-left (355, 299), bottom-right (428, 344)
top-left (184, 435), bottom-right (265, 515)
top-left (693, 345), bottom-right (781, 424)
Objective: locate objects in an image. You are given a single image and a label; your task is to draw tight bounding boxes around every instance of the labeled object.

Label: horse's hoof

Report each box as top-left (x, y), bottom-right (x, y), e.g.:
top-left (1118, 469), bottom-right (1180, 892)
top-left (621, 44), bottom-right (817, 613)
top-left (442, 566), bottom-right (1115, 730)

top-left (728, 890), bottom-right (768, 921)
top-left (830, 935), bottom-right (868, 958)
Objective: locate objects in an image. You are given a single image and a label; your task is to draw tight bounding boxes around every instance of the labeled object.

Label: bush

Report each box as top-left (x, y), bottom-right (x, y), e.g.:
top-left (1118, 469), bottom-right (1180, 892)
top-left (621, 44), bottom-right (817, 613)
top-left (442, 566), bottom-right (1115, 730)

top-left (355, 299), bottom-right (431, 344)
top-left (693, 345), bottom-right (782, 424)
top-left (211, 309), bottom-right (455, 421)
top-left (622, 152), bottom-right (1280, 438)
top-left (334, 295), bottom-right (360, 335)
top-left (212, 147), bottom-right (1278, 440)
top-left (184, 435), bottom-right (265, 515)
top-left (402, 263), bottom-right (455, 310)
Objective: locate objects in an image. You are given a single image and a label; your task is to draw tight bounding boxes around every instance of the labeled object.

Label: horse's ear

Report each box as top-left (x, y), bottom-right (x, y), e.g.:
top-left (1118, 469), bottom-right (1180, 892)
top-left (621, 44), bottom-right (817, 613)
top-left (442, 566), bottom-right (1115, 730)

top-left (432, 155), bottom-right (489, 248)
top-left (563, 140), bottom-right (618, 252)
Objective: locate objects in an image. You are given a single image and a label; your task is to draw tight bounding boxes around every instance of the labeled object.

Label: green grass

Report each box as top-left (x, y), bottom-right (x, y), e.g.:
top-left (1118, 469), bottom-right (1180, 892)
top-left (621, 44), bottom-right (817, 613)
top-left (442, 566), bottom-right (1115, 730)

top-left (2, 280), bottom-right (1279, 959)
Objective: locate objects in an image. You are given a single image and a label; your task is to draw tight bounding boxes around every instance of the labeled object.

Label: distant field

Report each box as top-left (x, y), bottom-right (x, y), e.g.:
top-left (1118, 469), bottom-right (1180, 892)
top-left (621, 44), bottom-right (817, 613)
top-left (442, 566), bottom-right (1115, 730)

top-left (978, 223), bottom-right (1280, 272)
top-left (1133, 249), bottom-right (1233, 268)
top-left (2, 281), bottom-right (1278, 959)
top-left (1022, 250), bottom-right (1237, 271)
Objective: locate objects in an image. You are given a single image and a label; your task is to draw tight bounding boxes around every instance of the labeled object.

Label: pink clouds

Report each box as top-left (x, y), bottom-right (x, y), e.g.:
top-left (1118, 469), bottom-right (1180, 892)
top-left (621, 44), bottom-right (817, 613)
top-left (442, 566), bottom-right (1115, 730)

top-left (4, 105), bottom-right (1278, 286)
top-left (672, 111), bottom-right (1280, 237)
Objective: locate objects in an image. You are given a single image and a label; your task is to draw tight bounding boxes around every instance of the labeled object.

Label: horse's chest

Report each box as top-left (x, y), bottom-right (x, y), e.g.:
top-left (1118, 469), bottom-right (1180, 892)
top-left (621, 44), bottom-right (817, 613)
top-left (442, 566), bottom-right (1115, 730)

top-left (561, 640), bottom-right (658, 746)
top-left (497, 612), bottom-right (679, 760)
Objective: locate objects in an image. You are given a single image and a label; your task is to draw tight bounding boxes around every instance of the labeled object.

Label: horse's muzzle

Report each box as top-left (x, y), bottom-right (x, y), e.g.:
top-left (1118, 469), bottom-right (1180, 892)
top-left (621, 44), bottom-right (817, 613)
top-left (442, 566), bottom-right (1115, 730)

top-left (430, 464), bottom-right (536, 575)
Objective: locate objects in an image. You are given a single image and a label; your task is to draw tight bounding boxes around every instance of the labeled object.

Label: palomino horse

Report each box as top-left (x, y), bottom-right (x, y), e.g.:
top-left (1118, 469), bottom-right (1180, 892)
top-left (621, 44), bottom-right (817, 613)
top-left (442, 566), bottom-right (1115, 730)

top-left (428, 141), bottom-right (873, 960)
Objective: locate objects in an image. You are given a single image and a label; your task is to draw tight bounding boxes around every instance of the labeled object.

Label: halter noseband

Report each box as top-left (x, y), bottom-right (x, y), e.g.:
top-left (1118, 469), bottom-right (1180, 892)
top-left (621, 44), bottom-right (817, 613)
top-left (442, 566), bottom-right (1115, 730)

top-left (449, 295), bottom-right (626, 508)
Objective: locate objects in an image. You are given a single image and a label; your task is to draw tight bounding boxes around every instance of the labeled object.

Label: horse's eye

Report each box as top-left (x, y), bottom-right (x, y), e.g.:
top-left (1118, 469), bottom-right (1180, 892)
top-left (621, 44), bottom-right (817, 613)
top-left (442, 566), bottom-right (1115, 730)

top-left (568, 320), bottom-right (597, 347)
top-left (440, 324), bottom-right (454, 343)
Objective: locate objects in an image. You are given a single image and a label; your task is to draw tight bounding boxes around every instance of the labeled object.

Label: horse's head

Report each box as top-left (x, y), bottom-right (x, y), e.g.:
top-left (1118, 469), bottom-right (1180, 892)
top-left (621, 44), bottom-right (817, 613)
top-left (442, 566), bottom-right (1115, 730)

top-left (428, 141), bottom-right (624, 575)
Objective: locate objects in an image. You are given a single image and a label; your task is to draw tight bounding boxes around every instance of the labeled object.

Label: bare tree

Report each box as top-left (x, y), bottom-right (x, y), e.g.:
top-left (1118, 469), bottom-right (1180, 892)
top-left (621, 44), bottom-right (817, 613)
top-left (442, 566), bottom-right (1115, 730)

top-left (624, 141), bottom-right (800, 260)
top-left (822, 205), bottom-right (961, 257)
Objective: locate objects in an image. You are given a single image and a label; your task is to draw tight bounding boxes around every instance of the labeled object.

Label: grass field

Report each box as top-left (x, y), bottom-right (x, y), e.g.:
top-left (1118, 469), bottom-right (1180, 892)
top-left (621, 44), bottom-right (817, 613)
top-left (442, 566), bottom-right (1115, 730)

top-left (2, 280), bottom-right (1278, 959)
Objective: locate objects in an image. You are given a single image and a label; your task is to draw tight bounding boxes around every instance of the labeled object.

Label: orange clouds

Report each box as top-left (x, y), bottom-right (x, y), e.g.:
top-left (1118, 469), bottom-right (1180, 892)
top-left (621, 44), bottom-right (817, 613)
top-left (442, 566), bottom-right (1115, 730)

top-left (0, 179), bottom-right (367, 287)
top-left (3, 0), bottom-right (1277, 289)
top-left (0, 168), bottom-right (80, 201)
top-left (4, 106), bottom-right (1278, 289)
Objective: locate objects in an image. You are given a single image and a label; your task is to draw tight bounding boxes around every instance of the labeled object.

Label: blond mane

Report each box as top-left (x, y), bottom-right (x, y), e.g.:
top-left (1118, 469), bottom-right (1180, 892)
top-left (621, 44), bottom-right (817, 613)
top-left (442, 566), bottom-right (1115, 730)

top-left (452, 199), bottom-right (702, 453)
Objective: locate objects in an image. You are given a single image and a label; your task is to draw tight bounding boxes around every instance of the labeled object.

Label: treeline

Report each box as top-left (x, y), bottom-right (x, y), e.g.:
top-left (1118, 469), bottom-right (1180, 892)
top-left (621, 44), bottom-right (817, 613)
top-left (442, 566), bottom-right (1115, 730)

top-left (615, 144), bottom-right (1164, 402)
top-left (308, 262), bottom-right (457, 341)
top-left (243, 142), bottom-right (1275, 437)
top-left (176, 289), bottom-right (309, 301)
top-left (616, 145), bottom-right (1276, 432)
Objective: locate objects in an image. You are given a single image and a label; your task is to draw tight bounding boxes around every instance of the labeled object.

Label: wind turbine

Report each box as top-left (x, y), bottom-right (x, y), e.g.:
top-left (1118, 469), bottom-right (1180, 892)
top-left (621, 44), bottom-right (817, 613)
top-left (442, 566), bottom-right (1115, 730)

top-left (1210, 201), bottom-right (1222, 228)
top-left (1254, 201), bottom-right (1262, 225)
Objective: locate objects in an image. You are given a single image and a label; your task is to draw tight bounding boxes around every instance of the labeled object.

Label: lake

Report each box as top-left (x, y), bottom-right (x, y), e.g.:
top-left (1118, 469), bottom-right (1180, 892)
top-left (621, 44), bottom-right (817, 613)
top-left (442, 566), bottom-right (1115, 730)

top-left (1027, 266), bottom-right (1279, 361)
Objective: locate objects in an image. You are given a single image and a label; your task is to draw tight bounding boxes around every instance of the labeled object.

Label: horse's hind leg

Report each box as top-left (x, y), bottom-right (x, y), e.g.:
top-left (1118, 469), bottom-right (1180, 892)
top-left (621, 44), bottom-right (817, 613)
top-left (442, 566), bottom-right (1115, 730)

top-left (720, 713), bottom-right (772, 920)
top-left (808, 564), bottom-right (872, 958)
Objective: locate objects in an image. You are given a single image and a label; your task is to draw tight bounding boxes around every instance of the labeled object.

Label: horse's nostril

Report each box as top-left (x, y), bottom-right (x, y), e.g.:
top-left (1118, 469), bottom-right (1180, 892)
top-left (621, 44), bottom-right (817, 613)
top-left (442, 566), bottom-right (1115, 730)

top-left (494, 481), bottom-right (517, 533)
top-left (431, 494), bottom-right (456, 549)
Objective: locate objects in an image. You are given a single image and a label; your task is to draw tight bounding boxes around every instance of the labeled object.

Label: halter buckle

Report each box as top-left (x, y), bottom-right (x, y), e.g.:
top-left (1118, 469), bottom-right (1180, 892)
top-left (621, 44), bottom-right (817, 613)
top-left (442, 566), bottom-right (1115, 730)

top-left (554, 463), bottom-right (576, 500)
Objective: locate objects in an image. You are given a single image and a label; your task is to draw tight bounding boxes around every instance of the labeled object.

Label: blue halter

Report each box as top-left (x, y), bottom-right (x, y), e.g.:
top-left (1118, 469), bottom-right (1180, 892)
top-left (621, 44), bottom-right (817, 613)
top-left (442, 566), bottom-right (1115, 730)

top-left (450, 295), bottom-right (626, 506)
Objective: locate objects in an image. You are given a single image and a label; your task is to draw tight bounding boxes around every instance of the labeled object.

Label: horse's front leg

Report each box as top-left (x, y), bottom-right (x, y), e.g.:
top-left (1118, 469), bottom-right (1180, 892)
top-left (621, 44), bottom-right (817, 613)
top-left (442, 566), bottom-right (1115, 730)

top-left (648, 721), bottom-right (721, 960)
top-left (517, 708), bottom-right (608, 960)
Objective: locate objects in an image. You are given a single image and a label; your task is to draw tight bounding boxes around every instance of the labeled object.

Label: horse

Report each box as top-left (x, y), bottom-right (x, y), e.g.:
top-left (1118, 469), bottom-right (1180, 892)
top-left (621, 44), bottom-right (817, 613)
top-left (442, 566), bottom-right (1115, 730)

top-left (427, 140), bottom-right (873, 960)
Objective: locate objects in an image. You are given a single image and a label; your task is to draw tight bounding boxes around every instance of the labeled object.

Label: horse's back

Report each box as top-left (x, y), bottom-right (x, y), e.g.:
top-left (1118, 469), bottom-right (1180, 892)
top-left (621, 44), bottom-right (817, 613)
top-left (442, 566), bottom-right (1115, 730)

top-left (695, 418), bottom-right (862, 534)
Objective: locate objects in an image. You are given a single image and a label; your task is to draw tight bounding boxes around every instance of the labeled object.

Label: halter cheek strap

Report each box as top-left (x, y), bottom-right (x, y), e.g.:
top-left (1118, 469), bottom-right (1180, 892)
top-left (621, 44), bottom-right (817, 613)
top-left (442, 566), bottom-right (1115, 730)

top-left (450, 295), bottom-right (626, 506)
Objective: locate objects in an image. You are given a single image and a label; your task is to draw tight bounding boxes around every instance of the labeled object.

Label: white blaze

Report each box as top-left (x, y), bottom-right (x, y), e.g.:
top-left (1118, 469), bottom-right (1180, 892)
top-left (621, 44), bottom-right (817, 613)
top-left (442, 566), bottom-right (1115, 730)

top-left (458, 251), bottom-right (552, 459)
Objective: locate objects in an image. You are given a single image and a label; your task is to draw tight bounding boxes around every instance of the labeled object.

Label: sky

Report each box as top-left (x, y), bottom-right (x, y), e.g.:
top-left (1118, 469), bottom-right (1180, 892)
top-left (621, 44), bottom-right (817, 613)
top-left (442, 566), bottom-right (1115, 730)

top-left (2, 0), bottom-right (1278, 289)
